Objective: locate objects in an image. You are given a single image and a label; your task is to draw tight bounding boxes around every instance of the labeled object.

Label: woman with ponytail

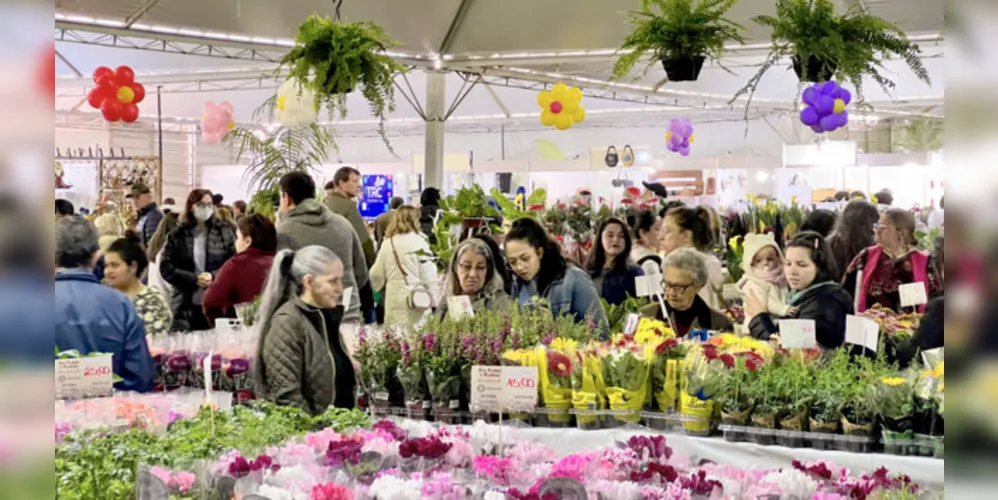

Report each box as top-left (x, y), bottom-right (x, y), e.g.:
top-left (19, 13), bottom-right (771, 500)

top-left (661, 206), bottom-right (725, 310)
top-left (255, 246), bottom-right (356, 415)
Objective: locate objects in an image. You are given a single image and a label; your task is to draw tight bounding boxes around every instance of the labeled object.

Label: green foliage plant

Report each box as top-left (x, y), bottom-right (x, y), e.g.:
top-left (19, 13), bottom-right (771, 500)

top-left (611, 0), bottom-right (745, 80)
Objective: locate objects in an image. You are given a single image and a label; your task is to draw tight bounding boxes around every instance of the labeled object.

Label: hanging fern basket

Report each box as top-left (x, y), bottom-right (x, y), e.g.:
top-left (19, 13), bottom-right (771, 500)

top-left (661, 55), bottom-right (706, 82)
top-left (791, 55), bottom-right (838, 82)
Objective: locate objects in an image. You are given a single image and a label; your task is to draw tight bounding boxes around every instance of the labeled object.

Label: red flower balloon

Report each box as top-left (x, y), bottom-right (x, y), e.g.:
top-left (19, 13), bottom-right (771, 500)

top-left (88, 65), bottom-right (143, 123)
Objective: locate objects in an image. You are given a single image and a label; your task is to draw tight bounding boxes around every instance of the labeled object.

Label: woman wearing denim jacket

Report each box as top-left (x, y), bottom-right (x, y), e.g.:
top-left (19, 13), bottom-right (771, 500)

top-left (506, 218), bottom-right (609, 339)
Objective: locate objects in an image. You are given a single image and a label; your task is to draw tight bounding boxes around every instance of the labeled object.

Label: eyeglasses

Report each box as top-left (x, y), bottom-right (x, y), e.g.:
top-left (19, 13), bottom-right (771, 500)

top-left (664, 282), bottom-right (695, 294)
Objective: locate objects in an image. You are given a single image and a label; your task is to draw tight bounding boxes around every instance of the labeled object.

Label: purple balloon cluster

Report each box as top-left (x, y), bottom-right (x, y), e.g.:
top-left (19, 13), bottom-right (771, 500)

top-left (799, 81), bottom-right (851, 133)
top-left (667, 118), bottom-right (694, 156)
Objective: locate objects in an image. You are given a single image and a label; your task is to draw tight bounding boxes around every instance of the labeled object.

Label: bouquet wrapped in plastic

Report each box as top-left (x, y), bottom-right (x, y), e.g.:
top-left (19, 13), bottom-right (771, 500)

top-left (397, 338), bottom-right (428, 419)
top-left (422, 333), bottom-right (461, 423)
top-left (649, 337), bottom-right (689, 414)
top-left (355, 328), bottom-right (401, 410)
top-left (599, 344), bottom-right (650, 425)
top-left (539, 340), bottom-right (575, 425)
top-left (189, 334), bottom-right (222, 391)
top-left (217, 328), bottom-right (257, 404)
top-left (571, 343), bottom-right (603, 429)
top-left (160, 334), bottom-right (191, 391)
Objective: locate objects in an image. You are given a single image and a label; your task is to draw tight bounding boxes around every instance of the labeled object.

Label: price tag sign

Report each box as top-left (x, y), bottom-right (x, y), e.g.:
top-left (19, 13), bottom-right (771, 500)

top-left (342, 287), bottom-right (354, 311)
top-left (214, 318), bottom-right (243, 333)
top-left (779, 319), bottom-right (817, 349)
top-left (845, 315), bottom-right (880, 352)
top-left (622, 313), bottom-right (641, 335)
top-left (447, 295), bottom-right (475, 319)
top-left (55, 354), bottom-right (113, 399)
top-left (635, 274), bottom-right (663, 297)
top-left (500, 366), bottom-right (538, 411)
top-left (899, 282), bottom-right (928, 308)
top-left (470, 365), bottom-right (538, 412)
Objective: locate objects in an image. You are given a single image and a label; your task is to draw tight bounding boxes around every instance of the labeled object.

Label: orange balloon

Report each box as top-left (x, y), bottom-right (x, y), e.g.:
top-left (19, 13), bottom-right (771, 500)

top-left (116, 86), bottom-right (135, 104)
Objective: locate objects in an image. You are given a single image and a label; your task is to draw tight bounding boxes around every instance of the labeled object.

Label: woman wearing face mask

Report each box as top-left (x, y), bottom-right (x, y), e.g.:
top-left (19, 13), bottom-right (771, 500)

top-left (160, 189), bottom-right (236, 331)
top-left (737, 233), bottom-right (795, 330)
top-left (652, 248), bottom-right (733, 336)
top-left (747, 232), bottom-right (851, 349)
top-left (203, 214), bottom-right (277, 324)
top-left (586, 218), bottom-right (644, 306)
top-left (660, 206), bottom-right (725, 311)
top-left (842, 208), bottom-right (939, 314)
top-left (438, 238), bottom-right (512, 319)
top-left (629, 210), bottom-right (663, 276)
top-left (254, 246), bottom-right (355, 414)
top-left (506, 218), bottom-right (609, 338)
top-left (104, 233), bottom-right (173, 337)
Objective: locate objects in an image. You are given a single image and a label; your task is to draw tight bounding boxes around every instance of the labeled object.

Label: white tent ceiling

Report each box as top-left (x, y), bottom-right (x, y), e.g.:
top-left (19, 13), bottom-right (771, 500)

top-left (54, 0), bottom-right (945, 132)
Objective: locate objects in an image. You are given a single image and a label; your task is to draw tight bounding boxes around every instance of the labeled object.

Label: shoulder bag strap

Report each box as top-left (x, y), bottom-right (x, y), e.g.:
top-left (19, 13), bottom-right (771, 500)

top-left (389, 237), bottom-right (411, 283)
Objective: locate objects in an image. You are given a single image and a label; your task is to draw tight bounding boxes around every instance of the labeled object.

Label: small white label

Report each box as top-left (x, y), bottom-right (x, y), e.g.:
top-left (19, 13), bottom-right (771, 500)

top-left (342, 287), bottom-right (354, 310)
top-left (845, 315), bottom-right (880, 352)
top-left (422, 401), bottom-right (432, 409)
top-left (55, 355), bottom-right (114, 399)
top-left (448, 399), bottom-right (460, 410)
top-left (622, 313), bottom-right (641, 335)
top-left (779, 319), bottom-right (817, 349)
top-left (374, 391), bottom-right (389, 402)
top-left (635, 274), bottom-right (664, 297)
top-left (899, 282), bottom-right (928, 308)
top-left (447, 295), bottom-right (475, 319)
top-left (203, 351), bottom-right (213, 402)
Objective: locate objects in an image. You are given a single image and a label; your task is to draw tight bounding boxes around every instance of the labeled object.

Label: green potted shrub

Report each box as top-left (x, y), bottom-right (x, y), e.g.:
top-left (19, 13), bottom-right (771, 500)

top-left (611, 0), bottom-right (745, 82)
top-left (733, 0), bottom-right (930, 106)
top-left (809, 351), bottom-right (848, 449)
top-left (279, 14), bottom-right (406, 149)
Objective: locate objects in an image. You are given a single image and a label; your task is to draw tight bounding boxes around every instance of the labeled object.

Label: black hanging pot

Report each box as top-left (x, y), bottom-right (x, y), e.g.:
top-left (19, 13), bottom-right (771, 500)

top-left (661, 55), bottom-right (706, 82)
top-left (792, 55), bottom-right (838, 82)
top-left (604, 146), bottom-right (619, 168)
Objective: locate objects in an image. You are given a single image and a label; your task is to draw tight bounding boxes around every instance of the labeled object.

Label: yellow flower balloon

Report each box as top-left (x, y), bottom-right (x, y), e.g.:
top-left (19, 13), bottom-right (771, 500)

top-left (665, 131), bottom-right (672, 142)
top-left (689, 135), bottom-right (695, 144)
top-left (537, 82), bottom-right (585, 130)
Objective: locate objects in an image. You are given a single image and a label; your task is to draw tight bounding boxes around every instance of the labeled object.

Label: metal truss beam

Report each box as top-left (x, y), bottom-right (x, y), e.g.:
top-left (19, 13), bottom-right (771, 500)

top-left (57, 77), bottom-right (279, 97)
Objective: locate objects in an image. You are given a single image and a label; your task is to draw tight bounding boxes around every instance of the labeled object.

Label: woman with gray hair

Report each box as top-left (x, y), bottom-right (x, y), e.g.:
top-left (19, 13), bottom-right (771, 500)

top-left (644, 247), bottom-right (732, 336)
top-left (438, 238), bottom-right (512, 319)
top-left (255, 246), bottom-right (356, 415)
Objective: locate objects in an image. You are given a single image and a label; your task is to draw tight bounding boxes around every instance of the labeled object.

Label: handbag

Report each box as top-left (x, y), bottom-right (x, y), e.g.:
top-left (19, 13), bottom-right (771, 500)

top-left (621, 145), bottom-right (635, 167)
top-left (390, 237), bottom-right (434, 311)
top-left (604, 146), bottom-right (619, 167)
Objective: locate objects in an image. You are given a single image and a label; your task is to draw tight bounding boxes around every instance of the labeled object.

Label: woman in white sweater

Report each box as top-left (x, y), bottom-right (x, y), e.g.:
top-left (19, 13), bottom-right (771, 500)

top-left (370, 205), bottom-right (439, 329)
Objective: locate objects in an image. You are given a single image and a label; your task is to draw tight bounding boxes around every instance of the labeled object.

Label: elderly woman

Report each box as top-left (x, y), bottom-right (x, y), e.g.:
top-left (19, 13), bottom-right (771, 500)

top-left (644, 247), bottom-right (732, 336)
top-left (438, 238), bottom-right (512, 319)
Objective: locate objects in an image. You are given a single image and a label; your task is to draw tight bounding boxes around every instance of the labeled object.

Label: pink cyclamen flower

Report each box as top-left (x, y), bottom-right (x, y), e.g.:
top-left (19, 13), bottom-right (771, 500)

top-left (168, 471), bottom-right (196, 493)
top-left (311, 483), bottom-right (354, 500)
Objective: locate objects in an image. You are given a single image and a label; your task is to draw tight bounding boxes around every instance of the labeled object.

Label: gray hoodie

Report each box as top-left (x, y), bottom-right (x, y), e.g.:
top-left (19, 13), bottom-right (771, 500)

top-left (277, 199), bottom-right (369, 321)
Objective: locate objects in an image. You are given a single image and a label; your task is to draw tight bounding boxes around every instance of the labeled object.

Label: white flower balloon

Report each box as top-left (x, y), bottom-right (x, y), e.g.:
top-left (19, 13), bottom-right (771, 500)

top-left (275, 79), bottom-right (318, 128)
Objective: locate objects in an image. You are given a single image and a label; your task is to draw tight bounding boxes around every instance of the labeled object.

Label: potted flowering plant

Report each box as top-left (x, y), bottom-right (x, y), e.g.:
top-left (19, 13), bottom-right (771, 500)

top-left (717, 355), bottom-right (759, 442)
top-left (602, 343), bottom-right (651, 426)
top-left (538, 340), bottom-right (576, 427)
top-left (649, 336), bottom-right (689, 419)
top-left (397, 338), bottom-right (428, 420)
top-left (422, 333), bottom-right (462, 424)
top-left (570, 344), bottom-right (604, 430)
top-left (746, 362), bottom-right (780, 445)
top-left (809, 350), bottom-right (849, 447)
top-left (873, 372), bottom-right (916, 455)
top-left (354, 329), bottom-right (401, 412)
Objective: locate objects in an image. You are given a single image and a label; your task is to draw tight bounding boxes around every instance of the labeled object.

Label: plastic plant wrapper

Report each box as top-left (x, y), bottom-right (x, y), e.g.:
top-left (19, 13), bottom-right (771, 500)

top-left (650, 338), bottom-right (690, 414)
top-left (217, 328), bottom-right (258, 404)
top-left (539, 340), bottom-right (576, 424)
top-left (570, 346), bottom-right (604, 427)
top-left (189, 334), bottom-right (222, 391)
top-left (149, 334), bottom-right (168, 392)
top-left (425, 355), bottom-right (461, 412)
top-left (397, 339), bottom-right (426, 410)
top-left (873, 372), bottom-right (916, 437)
top-left (914, 360), bottom-right (944, 435)
top-left (355, 328), bottom-right (402, 407)
top-left (600, 345), bottom-right (650, 424)
top-left (160, 333), bottom-right (191, 391)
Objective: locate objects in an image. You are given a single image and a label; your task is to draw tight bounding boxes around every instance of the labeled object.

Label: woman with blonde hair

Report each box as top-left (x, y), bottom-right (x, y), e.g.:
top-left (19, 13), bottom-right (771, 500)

top-left (370, 205), bottom-right (439, 328)
top-left (94, 213), bottom-right (125, 253)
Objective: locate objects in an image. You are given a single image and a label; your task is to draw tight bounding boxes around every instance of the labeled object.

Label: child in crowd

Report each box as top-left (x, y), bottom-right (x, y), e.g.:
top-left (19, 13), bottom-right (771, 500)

top-left (737, 233), bottom-right (796, 329)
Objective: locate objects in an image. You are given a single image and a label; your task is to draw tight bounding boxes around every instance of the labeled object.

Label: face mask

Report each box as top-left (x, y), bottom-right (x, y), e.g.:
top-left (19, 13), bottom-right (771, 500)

top-left (753, 263), bottom-right (786, 285)
top-left (194, 206), bottom-right (213, 222)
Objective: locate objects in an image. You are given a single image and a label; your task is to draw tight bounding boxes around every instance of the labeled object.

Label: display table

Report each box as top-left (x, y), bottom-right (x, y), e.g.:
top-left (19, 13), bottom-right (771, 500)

top-left (501, 426), bottom-right (943, 491)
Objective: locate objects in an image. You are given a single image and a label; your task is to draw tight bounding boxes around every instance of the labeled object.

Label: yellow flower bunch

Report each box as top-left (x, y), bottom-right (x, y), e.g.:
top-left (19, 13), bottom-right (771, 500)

top-left (707, 334), bottom-right (775, 360)
top-left (634, 318), bottom-right (674, 346)
top-left (728, 235), bottom-right (743, 251)
top-left (881, 376), bottom-right (906, 387)
top-left (502, 349), bottom-right (538, 366)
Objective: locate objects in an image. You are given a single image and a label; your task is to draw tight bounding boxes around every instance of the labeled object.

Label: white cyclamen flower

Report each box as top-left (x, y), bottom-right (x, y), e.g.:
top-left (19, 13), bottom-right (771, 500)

top-left (760, 469), bottom-right (818, 499)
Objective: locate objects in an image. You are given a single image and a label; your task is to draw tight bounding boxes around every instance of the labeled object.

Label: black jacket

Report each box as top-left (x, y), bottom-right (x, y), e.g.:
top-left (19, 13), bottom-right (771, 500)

top-left (419, 205), bottom-right (439, 245)
top-left (892, 295), bottom-right (943, 368)
top-left (749, 283), bottom-right (853, 349)
top-left (136, 203), bottom-right (164, 249)
top-left (160, 217), bottom-right (236, 330)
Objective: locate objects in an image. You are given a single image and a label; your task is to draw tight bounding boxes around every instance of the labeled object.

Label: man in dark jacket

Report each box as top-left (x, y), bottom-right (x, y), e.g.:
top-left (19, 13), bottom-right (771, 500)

top-left (128, 183), bottom-right (163, 249)
top-left (323, 166), bottom-right (376, 266)
top-left (54, 217), bottom-right (154, 392)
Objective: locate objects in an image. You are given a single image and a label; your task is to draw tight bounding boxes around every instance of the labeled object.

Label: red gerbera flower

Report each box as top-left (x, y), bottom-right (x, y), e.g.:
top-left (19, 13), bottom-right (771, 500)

top-left (655, 338), bottom-right (678, 356)
top-left (546, 351), bottom-right (572, 378)
top-left (719, 353), bottom-right (736, 369)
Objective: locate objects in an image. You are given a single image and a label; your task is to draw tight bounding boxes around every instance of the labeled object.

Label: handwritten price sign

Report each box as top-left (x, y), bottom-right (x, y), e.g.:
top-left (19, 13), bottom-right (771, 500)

top-left (56, 354), bottom-right (114, 399)
top-left (471, 365), bottom-right (538, 412)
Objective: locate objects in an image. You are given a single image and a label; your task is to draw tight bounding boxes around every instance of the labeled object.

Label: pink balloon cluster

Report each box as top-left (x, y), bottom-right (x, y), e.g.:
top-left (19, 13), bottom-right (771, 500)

top-left (201, 102), bottom-right (235, 144)
top-left (666, 118), bottom-right (695, 156)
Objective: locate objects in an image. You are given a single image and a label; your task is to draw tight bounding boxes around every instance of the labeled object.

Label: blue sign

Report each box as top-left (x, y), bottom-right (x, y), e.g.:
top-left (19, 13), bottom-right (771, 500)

top-left (359, 175), bottom-right (394, 220)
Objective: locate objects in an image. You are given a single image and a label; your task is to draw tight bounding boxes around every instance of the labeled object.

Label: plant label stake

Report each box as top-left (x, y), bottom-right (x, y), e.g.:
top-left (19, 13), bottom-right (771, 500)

top-left (778, 320), bottom-right (817, 350)
top-left (203, 350), bottom-right (215, 436)
top-left (899, 282), bottom-right (928, 310)
top-left (845, 315), bottom-right (880, 353)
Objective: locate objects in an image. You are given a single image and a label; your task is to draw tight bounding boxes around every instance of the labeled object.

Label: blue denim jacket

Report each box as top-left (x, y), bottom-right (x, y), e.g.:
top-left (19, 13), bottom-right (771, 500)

top-left (55, 269), bottom-right (155, 392)
top-left (512, 265), bottom-right (609, 339)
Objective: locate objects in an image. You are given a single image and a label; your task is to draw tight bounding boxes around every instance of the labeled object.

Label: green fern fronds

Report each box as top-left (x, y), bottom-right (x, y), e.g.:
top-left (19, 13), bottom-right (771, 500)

top-left (893, 119), bottom-right (943, 153)
top-left (612, 0), bottom-right (745, 80)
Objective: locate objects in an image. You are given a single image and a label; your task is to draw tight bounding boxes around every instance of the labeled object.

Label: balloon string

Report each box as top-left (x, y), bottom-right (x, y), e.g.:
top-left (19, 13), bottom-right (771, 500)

top-left (335, 0), bottom-right (343, 20)
top-left (236, 0), bottom-right (241, 18)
